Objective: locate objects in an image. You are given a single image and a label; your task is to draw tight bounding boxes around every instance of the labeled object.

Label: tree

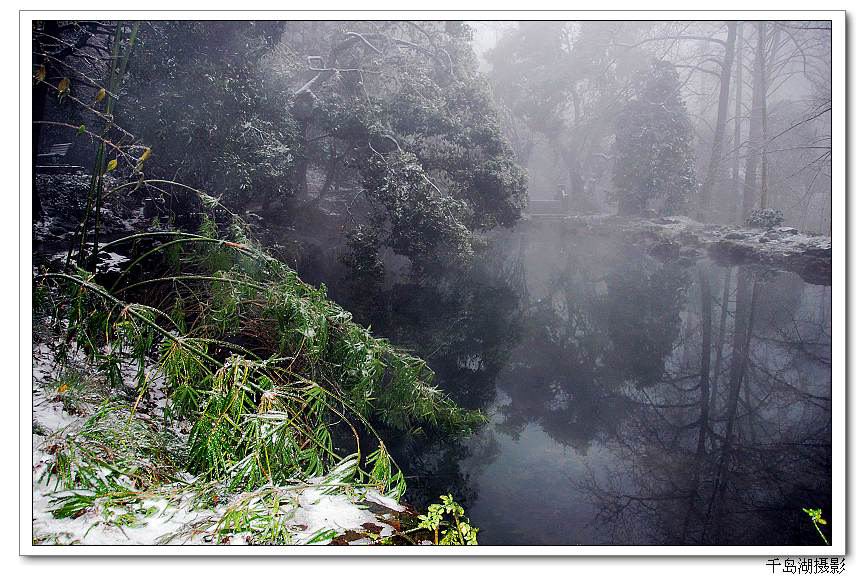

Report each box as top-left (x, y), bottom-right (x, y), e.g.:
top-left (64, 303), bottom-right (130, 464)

top-left (742, 22), bottom-right (767, 221)
top-left (699, 21), bottom-right (738, 216)
top-left (485, 22), bottom-right (644, 210)
top-left (612, 60), bottom-right (697, 215)
top-left (121, 22), bottom-right (298, 213)
top-left (274, 21), bottom-right (528, 274)
top-left (115, 22), bottom-right (528, 276)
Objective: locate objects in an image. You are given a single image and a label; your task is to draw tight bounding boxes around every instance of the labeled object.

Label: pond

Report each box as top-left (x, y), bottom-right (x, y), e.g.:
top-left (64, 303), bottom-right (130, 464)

top-left (355, 222), bottom-right (832, 546)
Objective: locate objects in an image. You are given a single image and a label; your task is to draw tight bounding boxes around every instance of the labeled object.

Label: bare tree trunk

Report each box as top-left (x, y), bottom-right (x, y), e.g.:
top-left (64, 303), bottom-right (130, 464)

top-left (729, 23), bottom-right (744, 223)
top-left (696, 266), bottom-right (714, 456)
top-left (759, 24), bottom-right (777, 210)
top-left (700, 22), bottom-right (738, 219)
top-left (710, 266), bottom-right (732, 418)
top-left (742, 22), bottom-right (766, 223)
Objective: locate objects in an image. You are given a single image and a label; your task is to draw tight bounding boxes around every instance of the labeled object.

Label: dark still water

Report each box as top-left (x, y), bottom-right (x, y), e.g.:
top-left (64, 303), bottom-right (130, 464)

top-left (339, 222), bottom-right (832, 546)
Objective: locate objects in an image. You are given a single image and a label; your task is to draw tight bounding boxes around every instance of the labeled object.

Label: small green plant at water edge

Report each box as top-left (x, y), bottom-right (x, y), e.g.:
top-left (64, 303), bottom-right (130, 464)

top-left (416, 494), bottom-right (478, 545)
top-left (802, 507), bottom-right (830, 545)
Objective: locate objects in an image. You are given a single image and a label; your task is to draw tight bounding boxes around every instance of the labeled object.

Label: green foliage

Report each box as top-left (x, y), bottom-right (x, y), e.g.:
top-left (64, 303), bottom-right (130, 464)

top-left (40, 222), bottom-right (483, 501)
top-left (366, 443), bottom-right (406, 498)
top-left (802, 507), bottom-right (830, 545)
top-left (154, 455), bottom-right (401, 545)
top-left (42, 402), bottom-right (184, 494)
top-left (362, 150), bottom-right (474, 272)
top-left (416, 494), bottom-right (478, 545)
top-left (612, 60), bottom-right (697, 215)
top-left (277, 21), bottom-right (526, 272)
top-left (341, 225), bottom-right (384, 292)
top-left (50, 368), bottom-right (92, 416)
top-left (113, 21), bottom-right (527, 276)
top-left (122, 21), bottom-right (298, 211)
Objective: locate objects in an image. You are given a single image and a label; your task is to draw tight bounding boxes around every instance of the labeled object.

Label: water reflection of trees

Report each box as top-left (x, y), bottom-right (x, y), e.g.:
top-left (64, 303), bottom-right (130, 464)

top-left (337, 225), bottom-right (832, 545)
top-left (482, 229), bottom-right (831, 545)
top-left (576, 264), bottom-right (832, 545)
top-left (344, 244), bottom-right (524, 508)
top-left (497, 239), bottom-right (692, 450)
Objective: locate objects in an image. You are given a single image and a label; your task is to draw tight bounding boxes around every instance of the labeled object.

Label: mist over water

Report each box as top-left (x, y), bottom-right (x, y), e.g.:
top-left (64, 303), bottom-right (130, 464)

top-left (355, 224), bottom-right (831, 546)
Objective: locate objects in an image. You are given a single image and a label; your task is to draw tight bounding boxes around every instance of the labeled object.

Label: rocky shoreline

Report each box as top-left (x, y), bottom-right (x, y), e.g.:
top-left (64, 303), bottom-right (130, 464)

top-left (530, 215), bottom-right (832, 285)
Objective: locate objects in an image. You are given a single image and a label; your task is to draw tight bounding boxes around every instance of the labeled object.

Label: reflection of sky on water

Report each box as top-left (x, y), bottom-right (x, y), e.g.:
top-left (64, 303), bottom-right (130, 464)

top-left (381, 227), bottom-right (832, 546)
top-left (462, 407), bottom-right (643, 545)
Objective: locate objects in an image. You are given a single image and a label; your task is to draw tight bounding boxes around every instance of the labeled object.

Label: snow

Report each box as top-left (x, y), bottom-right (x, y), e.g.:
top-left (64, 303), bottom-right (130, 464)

top-left (566, 214), bottom-right (834, 282)
top-left (645, 215), bottom-right (832, 256)
top-left (30, 336), bottom-right (406, 546)
top-left (32, 480), bottom-right (210, 545)
top-left (362, 489), bottom-right (405, 512)
top-left (97, 251), bottom-right (130, 273)
top-left (290, 488), bottom-right (395, 544)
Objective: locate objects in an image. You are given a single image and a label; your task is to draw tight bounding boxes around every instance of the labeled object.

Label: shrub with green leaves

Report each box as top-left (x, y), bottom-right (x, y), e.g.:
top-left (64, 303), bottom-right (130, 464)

top-left (39, 214), bottom-right (483, 503)
top-left (40, 402), bottom-right (185, 496)
top-left (416, 494), bottom-right (478, 545)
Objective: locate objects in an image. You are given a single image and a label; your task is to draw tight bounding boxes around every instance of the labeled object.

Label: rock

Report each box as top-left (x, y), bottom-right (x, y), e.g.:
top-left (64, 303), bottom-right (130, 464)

top-left (679, 230), bottom-right (700, 244)
top-left (650, 238), bottom-right (680, 260)
top-left (678, 246), bottom-right (702, 260)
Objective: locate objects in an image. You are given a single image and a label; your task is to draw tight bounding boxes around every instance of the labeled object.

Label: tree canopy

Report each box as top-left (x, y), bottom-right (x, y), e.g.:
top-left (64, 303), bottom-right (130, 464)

top-left (120, 21), bottom-right (527, 275)
top-left (611, 60), bottom-right (697, 216)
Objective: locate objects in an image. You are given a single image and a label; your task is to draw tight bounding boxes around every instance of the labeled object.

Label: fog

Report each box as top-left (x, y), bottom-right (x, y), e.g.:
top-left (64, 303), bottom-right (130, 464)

top-left (470, 20), bottom-right (831, 232)
top-left (30, 19), bottom-right (834, 547)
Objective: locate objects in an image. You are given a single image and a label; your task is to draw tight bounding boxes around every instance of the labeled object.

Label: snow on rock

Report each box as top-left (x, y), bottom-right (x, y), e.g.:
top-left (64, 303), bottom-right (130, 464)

top-left (544, 214), bottom-right (831, 285)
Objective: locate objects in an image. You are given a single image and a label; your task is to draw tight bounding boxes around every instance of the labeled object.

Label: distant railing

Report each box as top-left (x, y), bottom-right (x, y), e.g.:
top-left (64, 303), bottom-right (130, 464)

top-left (36, 142), bottom-right (83, 172)
top-left (527, 196), bottom-right (570, 216)
top-left (37, 142), bottom-right (72, 158)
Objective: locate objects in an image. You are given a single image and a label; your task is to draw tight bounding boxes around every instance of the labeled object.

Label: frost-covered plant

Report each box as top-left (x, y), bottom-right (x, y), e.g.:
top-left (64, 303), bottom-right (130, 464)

top-left (41, 402), bottom-right (185, 496)
top-left (746, 208), bottom-right (785, 229)
top-left (612, 60), bottom-right (697, 216)
top-left (362, 150), bottom-right (474, 274)
top-left (39, 218), bottom-right (483, 501)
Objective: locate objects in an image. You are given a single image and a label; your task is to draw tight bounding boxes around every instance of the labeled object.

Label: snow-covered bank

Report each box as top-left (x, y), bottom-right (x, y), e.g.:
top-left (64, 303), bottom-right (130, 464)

top-left (524, 215), bottom-right (832, 285)
top-left (31, 339), bottom-right (407, 546)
